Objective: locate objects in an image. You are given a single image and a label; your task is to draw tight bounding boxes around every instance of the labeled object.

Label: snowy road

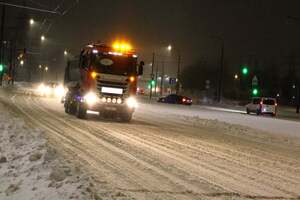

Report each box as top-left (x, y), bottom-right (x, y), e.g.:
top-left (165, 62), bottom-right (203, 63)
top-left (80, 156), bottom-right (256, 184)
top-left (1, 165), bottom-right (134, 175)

top-left (1, 88), bottom-right (300, 200)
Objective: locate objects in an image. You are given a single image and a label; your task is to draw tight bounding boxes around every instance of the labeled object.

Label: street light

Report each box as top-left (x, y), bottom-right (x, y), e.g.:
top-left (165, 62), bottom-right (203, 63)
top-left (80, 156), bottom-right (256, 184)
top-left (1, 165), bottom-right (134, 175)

top-left (167, 45), bottom-right (172, 51)
top-left (20, 60), bottom-right (24, 66)
top-left (29, 18), bottom-right (34, 25)
top-left (234, 74), bottom-right (239, 80)
top-left (45, 66), bottom-right (48, 72)
top-left (64, 50), bottom-right (68, 56)
top-left (41, 35), bottom-right (45, 42)
top-left (38, 64), bottom-right (42, 69)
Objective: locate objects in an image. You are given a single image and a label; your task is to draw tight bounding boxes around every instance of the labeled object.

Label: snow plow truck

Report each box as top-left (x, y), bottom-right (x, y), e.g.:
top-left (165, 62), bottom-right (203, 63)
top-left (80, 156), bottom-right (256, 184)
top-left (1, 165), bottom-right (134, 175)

top-left (63, 42), bottom-right (144, 121)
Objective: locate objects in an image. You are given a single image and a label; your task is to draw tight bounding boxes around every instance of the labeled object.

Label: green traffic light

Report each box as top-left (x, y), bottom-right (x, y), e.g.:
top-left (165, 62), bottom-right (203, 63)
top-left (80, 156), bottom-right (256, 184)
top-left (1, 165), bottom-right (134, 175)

top-left (252, 88), bottom-right (259, 96)
top-left (242, 67), bottom-right (248, 75)
top-left (0, 64), bottom-right (3, 72)
top-left (151, 80), bottom-right (155, 86)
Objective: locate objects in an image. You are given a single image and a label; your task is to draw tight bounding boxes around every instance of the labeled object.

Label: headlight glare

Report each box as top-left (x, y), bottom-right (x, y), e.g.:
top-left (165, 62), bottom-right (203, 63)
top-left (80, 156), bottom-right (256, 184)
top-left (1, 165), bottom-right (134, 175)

top-left (84, 92), bottom-right (97, 105)
top-left (126, 97), bottom-right (138, 108)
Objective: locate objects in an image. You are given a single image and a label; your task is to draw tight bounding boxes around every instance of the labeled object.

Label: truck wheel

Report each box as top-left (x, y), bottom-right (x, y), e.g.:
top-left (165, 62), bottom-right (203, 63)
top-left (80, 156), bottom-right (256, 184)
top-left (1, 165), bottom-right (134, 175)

top-left (76, 102), bottom-right (87, 119)
top-left (65, 101), bottom-right (76, 115)
top-left (64, 103), bottom-right (69, 114)
top-left (101, 111), bottom-right (110, 119)
top-left (120, 112), bottom-right (132, 122)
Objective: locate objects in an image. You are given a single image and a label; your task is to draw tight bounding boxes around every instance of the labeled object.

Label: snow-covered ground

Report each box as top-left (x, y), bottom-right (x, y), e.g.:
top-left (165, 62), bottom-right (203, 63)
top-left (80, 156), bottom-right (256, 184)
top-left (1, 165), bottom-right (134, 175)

top-left (1, 85), bottom-right (300, 199)
top-left (138, 102), bottom-right (300, 139)
top-left (0, 103), bottom-right (102, 200)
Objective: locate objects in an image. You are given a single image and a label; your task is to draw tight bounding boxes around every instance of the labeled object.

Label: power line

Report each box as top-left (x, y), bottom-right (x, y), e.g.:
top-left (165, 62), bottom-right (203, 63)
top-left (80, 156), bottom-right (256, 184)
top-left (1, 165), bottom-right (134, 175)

top-left (45, 0), bottom-right (79, 33)
top-left (0, 2), bottom-right (61, 15)
top-left (61, 0), bottom-right (79, 16)
top-left (28, 0), bottom-right (48, 9)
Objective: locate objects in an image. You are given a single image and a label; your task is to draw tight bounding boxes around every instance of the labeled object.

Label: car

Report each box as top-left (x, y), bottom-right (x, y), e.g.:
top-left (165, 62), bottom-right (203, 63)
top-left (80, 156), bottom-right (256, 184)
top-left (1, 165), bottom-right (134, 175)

top-left (136, 87), bottom-right (145, 95)
top-left (157, 94), bottom-right (192, 105)
top-left (246, 97), bottom-right (277, 116)
top-left (37, 82), bottom-right (65, 98)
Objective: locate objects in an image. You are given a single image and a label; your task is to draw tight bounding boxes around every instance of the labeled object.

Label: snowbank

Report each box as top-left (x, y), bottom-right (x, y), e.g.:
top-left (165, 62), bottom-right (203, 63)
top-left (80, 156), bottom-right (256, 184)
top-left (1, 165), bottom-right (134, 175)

top-left (0, 104), bottom-right (101, 200)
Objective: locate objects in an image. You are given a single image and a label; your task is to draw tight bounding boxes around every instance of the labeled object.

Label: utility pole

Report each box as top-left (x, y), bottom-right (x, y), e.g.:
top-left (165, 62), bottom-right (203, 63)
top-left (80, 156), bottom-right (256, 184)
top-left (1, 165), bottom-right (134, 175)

top-left (217, 40), bottom-right (224, 103)
top-left (149, 52), bottom-right (155, 100)
top-left (160, 61), bottom-right (164, 96)
top-left (176, 53), bottom-right (181, 94)
top-left (0, 4), bottom-right (6, 86)
top-left (154, 60), bottom-right (159, 96)
top-left (297, 83), bottom-right (300, 114)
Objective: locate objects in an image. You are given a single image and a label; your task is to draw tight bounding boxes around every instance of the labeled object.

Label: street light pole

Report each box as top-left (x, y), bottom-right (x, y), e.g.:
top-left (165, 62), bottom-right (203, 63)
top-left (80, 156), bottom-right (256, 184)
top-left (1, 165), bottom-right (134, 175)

top-left (154, 61), bottom-right (159, 96)
top-left (297, 83), bottom-right (300, 114)
top-left (217, 40), bottom-right (224, 103)
top-left (0, 4), bottom-right (5, 86)
top-left (176, 52), bottom-right (181, 94)
top-left (160, 61), bottom-right (165, 96)
top-left (149, 52), bottom-right (155, 100)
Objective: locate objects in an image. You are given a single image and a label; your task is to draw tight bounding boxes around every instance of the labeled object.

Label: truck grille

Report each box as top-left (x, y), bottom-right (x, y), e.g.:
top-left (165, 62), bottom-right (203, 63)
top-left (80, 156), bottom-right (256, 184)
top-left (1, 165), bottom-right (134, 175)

top-left (96, 79), bottom-right (128, 96)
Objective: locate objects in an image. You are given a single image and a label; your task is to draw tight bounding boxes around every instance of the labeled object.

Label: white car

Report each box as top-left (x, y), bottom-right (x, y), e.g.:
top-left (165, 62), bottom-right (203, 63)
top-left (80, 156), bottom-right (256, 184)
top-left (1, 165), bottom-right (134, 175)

top-left (246, 97), bottom-right (277, 116)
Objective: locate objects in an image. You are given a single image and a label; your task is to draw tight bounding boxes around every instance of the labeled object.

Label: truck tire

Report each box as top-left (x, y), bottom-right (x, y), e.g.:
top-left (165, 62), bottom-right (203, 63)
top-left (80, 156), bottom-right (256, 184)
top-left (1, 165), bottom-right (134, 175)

top-left (76, 102), bottom-right (87, 119)
top-left (65, 101), bottom-right (76, 115)
top-left (120, 112), bottom-right (132, 122)
top-left (64, 103), bottom-right (69, 114)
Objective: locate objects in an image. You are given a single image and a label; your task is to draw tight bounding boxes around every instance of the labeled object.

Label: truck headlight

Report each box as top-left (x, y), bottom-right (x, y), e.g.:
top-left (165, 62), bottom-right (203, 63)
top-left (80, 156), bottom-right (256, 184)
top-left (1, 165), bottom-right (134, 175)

top-left (84, 92), bottom-right (97, 105)
top-left (126, 97), bottom-right (138, 108)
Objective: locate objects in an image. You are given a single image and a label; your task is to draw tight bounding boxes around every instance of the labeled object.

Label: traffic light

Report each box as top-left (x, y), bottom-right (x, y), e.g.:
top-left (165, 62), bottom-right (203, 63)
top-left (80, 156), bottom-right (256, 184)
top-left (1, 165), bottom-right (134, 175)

top-left (151, 80), bottom-right (155, 86)
top-left (242, 66), bottom-right (249, 75)
top-left (0, 64), bottom-right (3, 73)
top-left (252, 88), bottom-right (259, 96)
top-left (148, 80), bottom-right (156, 89)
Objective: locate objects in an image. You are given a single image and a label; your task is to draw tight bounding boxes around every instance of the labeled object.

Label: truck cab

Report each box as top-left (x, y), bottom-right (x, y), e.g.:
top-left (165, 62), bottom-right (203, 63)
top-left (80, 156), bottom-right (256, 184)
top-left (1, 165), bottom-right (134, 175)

top-left (63, 42), bottom-right (144, 121)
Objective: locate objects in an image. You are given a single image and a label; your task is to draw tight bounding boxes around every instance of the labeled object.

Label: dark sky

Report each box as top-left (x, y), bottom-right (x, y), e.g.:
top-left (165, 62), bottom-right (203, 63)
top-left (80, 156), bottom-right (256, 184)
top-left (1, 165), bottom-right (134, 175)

top-left (5, 0), bottom-right (300, 76)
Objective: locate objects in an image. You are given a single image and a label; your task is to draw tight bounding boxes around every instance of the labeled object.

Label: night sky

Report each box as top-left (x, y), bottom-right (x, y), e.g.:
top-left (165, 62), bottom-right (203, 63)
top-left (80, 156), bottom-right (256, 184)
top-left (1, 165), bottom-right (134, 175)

top-left (5, 0), bottom-right (300, 76)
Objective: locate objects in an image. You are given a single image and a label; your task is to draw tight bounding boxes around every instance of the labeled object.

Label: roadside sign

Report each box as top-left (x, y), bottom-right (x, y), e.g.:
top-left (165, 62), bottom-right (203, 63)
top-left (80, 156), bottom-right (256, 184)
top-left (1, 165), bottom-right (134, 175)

top-left (252, 76), bottom-right (258, 86)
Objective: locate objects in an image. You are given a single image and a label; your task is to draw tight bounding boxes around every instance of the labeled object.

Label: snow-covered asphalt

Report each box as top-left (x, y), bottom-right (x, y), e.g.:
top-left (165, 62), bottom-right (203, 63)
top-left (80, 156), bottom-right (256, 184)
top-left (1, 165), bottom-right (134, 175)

top-left (142, 102), bottom-right (300, 139)
top-left (1, 88), bottom-right (300, 200)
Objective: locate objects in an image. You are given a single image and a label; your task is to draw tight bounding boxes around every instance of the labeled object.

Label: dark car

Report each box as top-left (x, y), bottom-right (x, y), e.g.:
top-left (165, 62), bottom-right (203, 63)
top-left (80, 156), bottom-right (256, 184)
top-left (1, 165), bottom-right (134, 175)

top-left (157, 94), bottom-right (192, 105)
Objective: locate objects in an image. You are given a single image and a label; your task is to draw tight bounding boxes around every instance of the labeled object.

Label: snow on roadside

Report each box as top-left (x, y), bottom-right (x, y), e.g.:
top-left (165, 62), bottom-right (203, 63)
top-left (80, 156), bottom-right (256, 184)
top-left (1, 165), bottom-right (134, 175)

top-left (179, 115), bottom-right (300, 148)
top-left (0, 104), bottom-right (102, 200)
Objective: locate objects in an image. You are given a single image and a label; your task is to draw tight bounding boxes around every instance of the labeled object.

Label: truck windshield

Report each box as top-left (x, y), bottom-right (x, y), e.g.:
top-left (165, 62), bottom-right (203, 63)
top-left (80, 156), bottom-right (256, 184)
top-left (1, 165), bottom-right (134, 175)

top-left (92, 54), bottom-right (137, 76)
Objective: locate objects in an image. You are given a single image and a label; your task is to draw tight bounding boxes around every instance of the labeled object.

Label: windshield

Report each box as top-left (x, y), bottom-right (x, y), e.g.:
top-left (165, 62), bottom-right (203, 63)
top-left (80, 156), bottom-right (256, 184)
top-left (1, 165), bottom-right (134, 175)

top-left (92, 54), bottom-right (137, 76)
top-left (263, 99), bottom-right (275, 105)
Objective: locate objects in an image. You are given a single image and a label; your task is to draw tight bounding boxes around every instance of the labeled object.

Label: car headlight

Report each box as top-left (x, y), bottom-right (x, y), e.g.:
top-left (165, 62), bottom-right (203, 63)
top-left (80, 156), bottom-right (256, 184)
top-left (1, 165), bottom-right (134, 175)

top-left (84, 92), bottom-right (97, 105)
top-left (37, 84), bottom-right (45, 94)
top-left (44, 86), bottom-right (51, 96)
top-left (55, 85), bottom-right (65, 97)
top-left (126, 97), bottom-right (138, 108)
